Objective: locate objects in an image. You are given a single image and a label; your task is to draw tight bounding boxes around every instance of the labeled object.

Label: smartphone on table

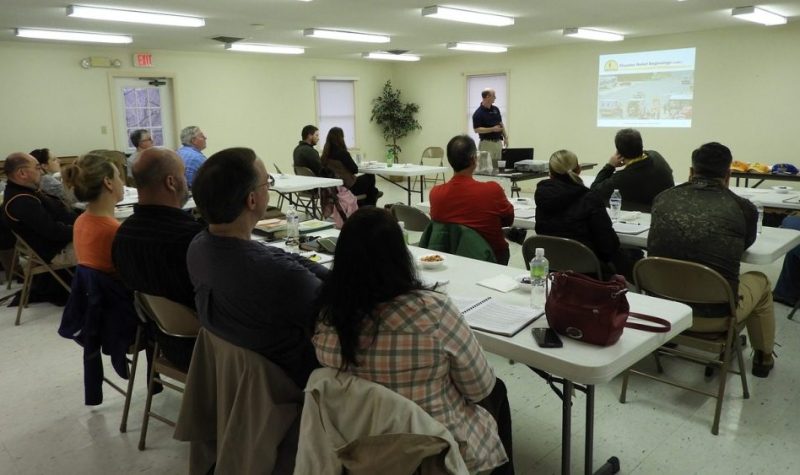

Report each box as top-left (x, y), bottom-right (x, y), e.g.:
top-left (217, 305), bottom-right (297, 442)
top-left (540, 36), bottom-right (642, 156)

top-left (532, 328), bottom-right (563, 348)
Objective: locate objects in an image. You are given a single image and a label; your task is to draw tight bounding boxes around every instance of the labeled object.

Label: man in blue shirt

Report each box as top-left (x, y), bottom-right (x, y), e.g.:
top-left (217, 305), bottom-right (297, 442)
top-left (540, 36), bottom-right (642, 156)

top-left (472, 88), bottom-right (507, 168)
top-left (177, 125), bottom-right (208, 187)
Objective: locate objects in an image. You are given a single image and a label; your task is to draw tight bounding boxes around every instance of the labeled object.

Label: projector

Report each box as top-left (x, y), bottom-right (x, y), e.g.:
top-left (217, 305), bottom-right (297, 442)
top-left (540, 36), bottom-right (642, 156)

top-left (514, 160), bottom-right (548, 172)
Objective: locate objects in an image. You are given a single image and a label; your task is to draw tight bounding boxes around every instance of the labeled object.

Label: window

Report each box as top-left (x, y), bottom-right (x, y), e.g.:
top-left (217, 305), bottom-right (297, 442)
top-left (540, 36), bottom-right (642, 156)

top-left (316, 79), bottom-right (356, 148)
top-left (466, 73), bottom-right (508, 145)
top-left (123, 86), bottom-right (165, 148)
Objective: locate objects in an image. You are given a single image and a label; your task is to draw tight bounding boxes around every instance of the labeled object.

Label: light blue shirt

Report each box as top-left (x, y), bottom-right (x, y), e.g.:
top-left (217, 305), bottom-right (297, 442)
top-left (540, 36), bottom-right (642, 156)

top-left (177, 145), bottom-right (207, 187)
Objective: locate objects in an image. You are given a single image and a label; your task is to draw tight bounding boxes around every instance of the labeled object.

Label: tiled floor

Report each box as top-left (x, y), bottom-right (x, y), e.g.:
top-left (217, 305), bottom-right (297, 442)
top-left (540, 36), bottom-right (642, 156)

top-left (1, 179), bottom-right (798, 474)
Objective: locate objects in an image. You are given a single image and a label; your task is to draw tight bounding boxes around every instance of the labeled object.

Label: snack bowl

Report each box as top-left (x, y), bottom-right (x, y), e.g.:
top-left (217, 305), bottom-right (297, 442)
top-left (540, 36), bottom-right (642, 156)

top-left (772, 185), bottom-right (792, 194)
top-left (419, 254), bottom-right (445, 269)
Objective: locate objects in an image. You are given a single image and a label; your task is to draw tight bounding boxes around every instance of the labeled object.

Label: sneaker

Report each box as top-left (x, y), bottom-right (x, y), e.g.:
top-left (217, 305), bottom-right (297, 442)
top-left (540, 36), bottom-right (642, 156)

top-left (752, 350), bottom-right (774, 378)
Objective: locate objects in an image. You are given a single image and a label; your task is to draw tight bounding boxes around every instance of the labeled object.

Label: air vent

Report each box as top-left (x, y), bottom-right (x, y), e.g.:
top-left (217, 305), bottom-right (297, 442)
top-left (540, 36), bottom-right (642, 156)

top-left (211, 36), bottom-right (244, 44)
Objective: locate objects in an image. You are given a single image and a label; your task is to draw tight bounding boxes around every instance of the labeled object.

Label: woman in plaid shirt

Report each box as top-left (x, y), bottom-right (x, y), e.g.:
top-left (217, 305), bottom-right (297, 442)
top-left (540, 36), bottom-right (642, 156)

top-left (314, 208), bottom-right (513, 474)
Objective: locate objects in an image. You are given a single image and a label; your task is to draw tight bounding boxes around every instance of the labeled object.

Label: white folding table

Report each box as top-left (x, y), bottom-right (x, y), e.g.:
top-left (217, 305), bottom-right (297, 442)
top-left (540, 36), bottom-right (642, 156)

top-left (358, 163), bottom-right (448, 205)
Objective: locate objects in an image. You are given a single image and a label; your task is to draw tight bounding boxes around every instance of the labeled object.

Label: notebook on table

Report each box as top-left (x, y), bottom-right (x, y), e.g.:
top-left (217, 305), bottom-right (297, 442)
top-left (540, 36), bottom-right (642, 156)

top-left (451, 296), bottom-right (543, 336)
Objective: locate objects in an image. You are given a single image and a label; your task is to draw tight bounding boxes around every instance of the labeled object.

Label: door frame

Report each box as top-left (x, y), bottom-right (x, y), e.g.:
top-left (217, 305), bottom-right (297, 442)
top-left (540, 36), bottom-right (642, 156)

top-left (107, 71), bottom-right (180, 151)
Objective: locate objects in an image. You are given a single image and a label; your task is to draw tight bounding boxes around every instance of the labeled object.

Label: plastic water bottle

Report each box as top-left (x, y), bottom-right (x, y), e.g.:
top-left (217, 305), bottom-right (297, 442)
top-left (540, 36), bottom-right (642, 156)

top-left (530, 248), bottom-right (549, 311)
top-left (609, 189), bottom-right (622, 222)
top-left (754, 201), bottom-right (764, 234)
top-left (285, 206), bottom-right (300, 253)
top-left (386, 148), bottom-right (394, 168)
top-left (398, 221), bottom-right (409, 244)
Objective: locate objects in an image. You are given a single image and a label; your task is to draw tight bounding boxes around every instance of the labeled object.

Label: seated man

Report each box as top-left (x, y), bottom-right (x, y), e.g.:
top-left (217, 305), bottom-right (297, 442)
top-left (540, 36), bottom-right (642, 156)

top-left (112, 147), bottom-right (203, 371)
top-left (187, 147), bottom-right (328, 388)
top-left (292, 124), bottom-right (322, 175)
top-left (3, 152), bottom-right (76, 263)
top-left (177, 125), bottom-right (208, 188)
top-left (429, 135), bottom-right (514, 265)
top-left (649, 142), bottom-right (775, 378)
top-left (591, 128), bottom-right (674, 212)
top-left (772, 215), bottom-right (800, 307)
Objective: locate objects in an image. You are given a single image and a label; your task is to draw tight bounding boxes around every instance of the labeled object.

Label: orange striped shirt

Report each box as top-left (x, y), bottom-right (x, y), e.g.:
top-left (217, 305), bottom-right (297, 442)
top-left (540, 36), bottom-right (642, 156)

top-left (73, 213), bottom-right (121, 274)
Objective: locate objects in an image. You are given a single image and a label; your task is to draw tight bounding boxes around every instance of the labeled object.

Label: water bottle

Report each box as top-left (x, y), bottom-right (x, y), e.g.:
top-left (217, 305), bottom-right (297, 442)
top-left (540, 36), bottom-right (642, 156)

top-left (285, 206), bottom-right (300, 253)
top-left (530, 248), bottom-right (549, 311)
top-left (386, 148), bottom-right (394, 168)
top-left (609, 189), bottom-right (622, 222)
top-left (754, 201), bottom-right (764, 234)
top-left (398, 221), bottom-right (409, 244)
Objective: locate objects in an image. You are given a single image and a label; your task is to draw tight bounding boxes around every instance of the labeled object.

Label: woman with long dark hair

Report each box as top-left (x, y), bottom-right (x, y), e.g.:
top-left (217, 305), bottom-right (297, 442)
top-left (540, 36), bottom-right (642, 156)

top-left (320, 127), bottom-right (380, 206)
top-left (313, 208), bottom-right (513, 474)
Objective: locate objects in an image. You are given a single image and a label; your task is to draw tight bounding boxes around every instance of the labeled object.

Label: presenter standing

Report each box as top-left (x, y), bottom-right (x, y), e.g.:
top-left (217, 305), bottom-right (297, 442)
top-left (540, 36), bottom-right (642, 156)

top-left (472, 88), bottom-right (507, 168)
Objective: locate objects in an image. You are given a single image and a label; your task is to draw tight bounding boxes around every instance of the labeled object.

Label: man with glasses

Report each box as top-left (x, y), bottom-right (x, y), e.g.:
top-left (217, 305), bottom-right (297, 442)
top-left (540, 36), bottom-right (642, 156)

top-left (187, 147), bottom-right (328, 388)
top-left (177, 125), bottom-right (208, 188)
top-left (127, 129), bottom-right (154, 180)
top-left (2, 152), bottom-right (76, 303)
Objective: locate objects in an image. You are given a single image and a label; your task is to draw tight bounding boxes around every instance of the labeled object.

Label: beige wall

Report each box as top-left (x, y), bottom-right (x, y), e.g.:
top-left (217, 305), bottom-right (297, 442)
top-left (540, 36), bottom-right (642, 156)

top-left (3, 22), bottom-right (799, 182)
top-left (0, 41), bottom-right (393, 173)
top-left (392, 22), bottom-right (800, 182)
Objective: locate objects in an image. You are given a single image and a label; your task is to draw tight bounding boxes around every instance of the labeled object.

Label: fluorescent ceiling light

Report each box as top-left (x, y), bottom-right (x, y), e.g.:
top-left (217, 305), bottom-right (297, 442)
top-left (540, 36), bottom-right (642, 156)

top-left (422, 5), bottom-right (514, 27)
top-left (446, 42), bottom-right (507, 53)
top-left (15, 28), bottom-right (132, 44)
top-left (362, 52), bottom-right (420, 62)
top-left (67, 5), bottom-right (204, 27)
top-left (225, 43), bottom-right (304, 55)
top-left (731, 6), bottom-right (787, 26)
top-left (303, 28), bottom-right (389, 43)
top-left (563, 28), bottom-right (624, 42)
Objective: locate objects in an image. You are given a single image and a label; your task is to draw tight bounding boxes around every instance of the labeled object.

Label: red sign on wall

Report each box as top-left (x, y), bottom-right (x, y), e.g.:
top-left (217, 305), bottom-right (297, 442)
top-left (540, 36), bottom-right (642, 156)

top-left (134, 53), bottom-right (153, 68)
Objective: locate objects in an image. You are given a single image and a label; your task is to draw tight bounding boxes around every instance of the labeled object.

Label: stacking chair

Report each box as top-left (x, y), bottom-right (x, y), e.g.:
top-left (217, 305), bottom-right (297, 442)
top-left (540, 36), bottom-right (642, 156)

top-left (295, 367), bottom-right (468, 475)
top-left (619, 257), bottom-right (750, 435)
top-left (134, 292), bottom-right (200, 450)
top-left (412, 146), bottom-right (446, 192)
top-left (174, 328), bottom-right (303, 475)
top-left (419, 221), bottom-right (496, 263)
top-left (522, 235), bottom-right (603, 279)
top-left (10, 232), bottom-right (73, 325)
top-left (391, 204), bottom-right (431, 232)
top-left (293, 166), bottom-right (322, 219)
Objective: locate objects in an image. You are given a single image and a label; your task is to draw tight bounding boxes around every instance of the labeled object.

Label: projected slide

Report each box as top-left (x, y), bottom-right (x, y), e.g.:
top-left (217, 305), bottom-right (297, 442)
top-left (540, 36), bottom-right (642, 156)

top-left (597, 47), bottom-right (695, 128)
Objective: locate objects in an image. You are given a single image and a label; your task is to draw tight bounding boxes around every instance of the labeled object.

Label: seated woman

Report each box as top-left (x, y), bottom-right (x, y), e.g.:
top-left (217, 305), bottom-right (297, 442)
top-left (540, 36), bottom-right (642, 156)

top-left (62, 152), bottom-right (125, 274)
top-left (313, 208), bottom-right (513, 474)
top-left (320, 127), bottom-right (380, 207)
top-left (534, 149), bottom-right (634, 279)
top-left (30, 148), bottom-right (75, 206)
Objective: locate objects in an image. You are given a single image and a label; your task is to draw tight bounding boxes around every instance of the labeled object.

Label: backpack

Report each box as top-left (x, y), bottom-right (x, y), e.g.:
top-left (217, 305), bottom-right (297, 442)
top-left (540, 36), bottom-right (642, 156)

top-left (321, 186), bottom-right (358, 229)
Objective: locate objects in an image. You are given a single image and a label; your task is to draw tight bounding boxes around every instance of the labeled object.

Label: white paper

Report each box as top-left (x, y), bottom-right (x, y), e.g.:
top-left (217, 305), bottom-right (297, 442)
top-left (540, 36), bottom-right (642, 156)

top-left (477, 274), bottom-right (520, 293)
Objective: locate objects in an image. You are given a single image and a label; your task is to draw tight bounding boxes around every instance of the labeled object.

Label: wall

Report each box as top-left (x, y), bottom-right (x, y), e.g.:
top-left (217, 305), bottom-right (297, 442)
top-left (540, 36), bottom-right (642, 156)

top-left (0, 41), bottom-right (393, 173)
top-left (391, 22), bottom-right (800, 181)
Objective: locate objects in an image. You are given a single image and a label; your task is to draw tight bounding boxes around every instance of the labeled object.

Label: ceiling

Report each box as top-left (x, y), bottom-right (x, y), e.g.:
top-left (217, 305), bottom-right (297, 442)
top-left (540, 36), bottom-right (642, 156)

top-left (2, 1), bottom-right (798, 59)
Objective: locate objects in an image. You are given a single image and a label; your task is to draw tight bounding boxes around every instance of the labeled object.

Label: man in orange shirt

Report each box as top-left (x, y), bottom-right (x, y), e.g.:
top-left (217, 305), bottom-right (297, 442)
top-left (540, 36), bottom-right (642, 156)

top-left (429, 135), bottom-right (515, 265)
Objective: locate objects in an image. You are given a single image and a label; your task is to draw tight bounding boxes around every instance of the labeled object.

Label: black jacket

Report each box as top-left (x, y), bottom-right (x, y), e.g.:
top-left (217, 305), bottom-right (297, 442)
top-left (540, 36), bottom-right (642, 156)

top-left (2, 180), bottom-right (76, 262)
top-left (590, 150), bottom-right (674, 212)
top-left (534, 177), bottom-right (620, 262)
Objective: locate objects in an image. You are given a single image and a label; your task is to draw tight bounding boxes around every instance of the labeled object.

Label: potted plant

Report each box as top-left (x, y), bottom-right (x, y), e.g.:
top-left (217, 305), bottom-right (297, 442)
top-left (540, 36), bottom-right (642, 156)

top-left (370, 80), bottom-right (421, 167)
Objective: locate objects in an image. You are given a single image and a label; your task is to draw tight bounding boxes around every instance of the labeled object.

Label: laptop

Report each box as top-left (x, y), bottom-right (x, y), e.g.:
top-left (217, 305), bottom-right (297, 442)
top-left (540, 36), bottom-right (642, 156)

top-left (501, 148), bottom-right (534, 169)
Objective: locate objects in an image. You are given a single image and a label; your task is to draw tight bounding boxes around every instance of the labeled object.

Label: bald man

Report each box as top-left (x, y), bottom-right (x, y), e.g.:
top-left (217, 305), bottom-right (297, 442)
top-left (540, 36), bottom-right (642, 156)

top-left (3, 152), bottom-right (76, 263)
top-left (112, 147), bottom-right (203, 370)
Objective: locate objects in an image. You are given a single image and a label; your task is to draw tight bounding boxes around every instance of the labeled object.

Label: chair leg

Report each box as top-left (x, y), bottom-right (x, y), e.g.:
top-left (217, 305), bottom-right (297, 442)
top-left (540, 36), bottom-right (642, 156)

top-left (120, 326), bottom-right (143, 433)
top-left (734, 336), bottom-right (750, 399)
top-left (711, 342), bottom-right (735, 435)
top-left (619, 370), bottom-right (630, 403)
top-left (5, 248), bottom-right (18, 289)
top-left (138, 341), bottom-right (160, 451)
top-left (15, 261), bottom-right (35, 326)
top-left (788, 298), bottom-right (800, 320)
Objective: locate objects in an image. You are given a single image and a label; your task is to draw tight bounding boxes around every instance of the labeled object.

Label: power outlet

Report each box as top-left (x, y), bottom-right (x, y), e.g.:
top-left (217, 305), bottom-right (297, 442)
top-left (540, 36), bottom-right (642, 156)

top-left (101, 126), bottom-right (108, 135)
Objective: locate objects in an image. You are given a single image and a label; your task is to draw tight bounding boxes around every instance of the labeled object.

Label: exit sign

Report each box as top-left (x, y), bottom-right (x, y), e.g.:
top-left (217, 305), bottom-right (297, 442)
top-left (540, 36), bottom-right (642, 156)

top-left (134, 53), bottom-right (153, 68)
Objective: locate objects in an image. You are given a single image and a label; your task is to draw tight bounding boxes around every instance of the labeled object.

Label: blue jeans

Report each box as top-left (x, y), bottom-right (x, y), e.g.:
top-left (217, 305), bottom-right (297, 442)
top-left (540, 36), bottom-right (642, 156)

top-left (774, 216), bottom-right (800, 303)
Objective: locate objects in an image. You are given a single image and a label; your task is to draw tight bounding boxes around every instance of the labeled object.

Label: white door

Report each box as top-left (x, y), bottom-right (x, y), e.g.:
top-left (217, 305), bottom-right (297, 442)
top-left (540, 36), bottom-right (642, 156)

top-left (111, 77), bottom-right (176, 152)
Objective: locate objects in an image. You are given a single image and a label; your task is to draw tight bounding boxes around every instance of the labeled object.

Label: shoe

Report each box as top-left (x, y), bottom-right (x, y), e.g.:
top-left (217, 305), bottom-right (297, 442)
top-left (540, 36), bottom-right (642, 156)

top-left (752, 350), bottom-right (774, 378)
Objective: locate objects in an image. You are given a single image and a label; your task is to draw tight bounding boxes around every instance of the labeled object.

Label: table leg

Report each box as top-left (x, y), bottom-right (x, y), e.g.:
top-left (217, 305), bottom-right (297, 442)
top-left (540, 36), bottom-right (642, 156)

top-left (407, 176), bottom-right (413, 205)
top-left (562, 379), bottom-right (572, 475)
top-left (418, 175), bottom-right (426, 203)
top-left (585, 385), bottom-right (594, 475)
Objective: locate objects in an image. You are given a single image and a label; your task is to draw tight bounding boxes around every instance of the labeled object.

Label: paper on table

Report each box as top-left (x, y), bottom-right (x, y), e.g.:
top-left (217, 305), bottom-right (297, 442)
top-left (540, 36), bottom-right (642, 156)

top-left (451, 295), bottom-right (543, 336)
top-left (477, 274), bottom-right (520, 293)
top-left (515, 209), bottom-right (535, 219)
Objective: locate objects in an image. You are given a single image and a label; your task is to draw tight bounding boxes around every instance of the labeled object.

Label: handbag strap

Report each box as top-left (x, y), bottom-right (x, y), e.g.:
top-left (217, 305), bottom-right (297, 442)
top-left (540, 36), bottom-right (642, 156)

top-left (625, 312), bottom-right (671, 333)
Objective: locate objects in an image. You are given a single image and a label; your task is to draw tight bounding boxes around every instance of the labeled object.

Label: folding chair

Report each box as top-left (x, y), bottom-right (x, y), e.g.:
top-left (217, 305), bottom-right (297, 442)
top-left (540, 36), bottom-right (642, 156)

top-left (135, 292), bottom-right (200, 450)
top-left (412, 146), bottom-right (446, 192)
top-left (10, 232), bottom-right (73, 325)
top-left (293, 166), bottom-right (322, 219)
top-left (522, 235), bottom-right (604, 279)
top-left (619, 257), bottom-right (750, 435)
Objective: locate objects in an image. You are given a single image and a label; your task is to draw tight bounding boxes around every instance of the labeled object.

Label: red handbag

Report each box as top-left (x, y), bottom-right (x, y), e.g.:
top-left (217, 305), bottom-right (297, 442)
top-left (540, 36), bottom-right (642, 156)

top-left (545, 271), bottom-right (671, 346)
